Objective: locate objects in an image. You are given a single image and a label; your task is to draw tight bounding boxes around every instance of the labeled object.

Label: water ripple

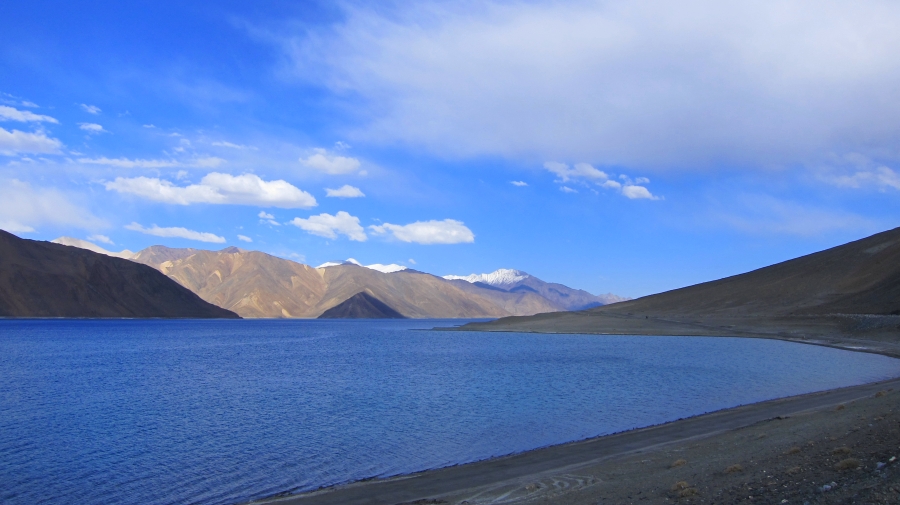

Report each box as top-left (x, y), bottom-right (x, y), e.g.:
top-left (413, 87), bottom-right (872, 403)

top-left (2, 319), bottom-right (899, 505)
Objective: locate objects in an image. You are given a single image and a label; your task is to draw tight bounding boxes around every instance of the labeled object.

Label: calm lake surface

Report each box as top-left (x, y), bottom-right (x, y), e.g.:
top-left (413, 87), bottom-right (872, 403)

top-left (2, 319), bottom-right (900, 505)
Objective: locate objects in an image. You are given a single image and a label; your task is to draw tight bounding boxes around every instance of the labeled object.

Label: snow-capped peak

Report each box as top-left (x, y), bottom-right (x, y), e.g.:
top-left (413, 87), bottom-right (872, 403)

top-left (316, 258), bottom-right (408, 273)
top-left (443, 268), bottom-right (530, 286)
top-left (365, 263), bottom-right (408, 274)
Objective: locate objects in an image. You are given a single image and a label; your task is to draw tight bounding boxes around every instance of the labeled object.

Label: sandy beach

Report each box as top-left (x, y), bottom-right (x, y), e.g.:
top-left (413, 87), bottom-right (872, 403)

top-left (251, 359), bottom-right (900, 505)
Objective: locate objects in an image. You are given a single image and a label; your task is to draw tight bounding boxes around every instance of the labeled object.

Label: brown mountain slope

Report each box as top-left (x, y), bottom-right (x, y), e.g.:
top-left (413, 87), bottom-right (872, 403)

top-left (0, 231), bottom-right (239, 318)
top-left (131, 246), bottom-right (327, 318)
top-left (132, 247), bottom-right (562, 318)
top-left (461, 226), bottom-right (900, 340)
top-left (444, 278), bottom-right (567, 315)
top-left (318, 291), bottom-right (406, 319)
top-left (314, 266), bottom-right (544, 318)
top-left (130, 245), bottom-right (199, 265)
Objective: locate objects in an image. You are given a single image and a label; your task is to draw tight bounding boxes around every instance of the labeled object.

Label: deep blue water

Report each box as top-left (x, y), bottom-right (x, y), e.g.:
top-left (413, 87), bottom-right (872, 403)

top-left (2, 319), bottom-right (900, 505)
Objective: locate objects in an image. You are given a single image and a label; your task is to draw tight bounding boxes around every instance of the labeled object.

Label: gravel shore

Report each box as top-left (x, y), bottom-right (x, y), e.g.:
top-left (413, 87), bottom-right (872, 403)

top-left (254, 377), bottom-right (900, 505)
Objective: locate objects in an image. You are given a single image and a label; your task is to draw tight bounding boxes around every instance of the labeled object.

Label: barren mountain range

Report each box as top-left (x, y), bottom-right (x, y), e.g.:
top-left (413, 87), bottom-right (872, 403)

top-left (0, 231), bottom-right (238, 318)
top-left (51, 238), bottom-right (620, 318)
top-left (460, 226), bottom-right (900, 341)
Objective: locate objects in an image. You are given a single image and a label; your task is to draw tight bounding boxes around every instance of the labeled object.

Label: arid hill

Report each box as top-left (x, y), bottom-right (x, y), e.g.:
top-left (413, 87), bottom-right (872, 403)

top-left (318, 292), bottom-right (406, 319)
top-left (443, 268), bottom-right (625, 310)
top-left (0, 231), bottom-right (239, 318)
top-left (129, 246), bottom-right (563, 318)
top-left (460, 226), bottom-right (900, 341)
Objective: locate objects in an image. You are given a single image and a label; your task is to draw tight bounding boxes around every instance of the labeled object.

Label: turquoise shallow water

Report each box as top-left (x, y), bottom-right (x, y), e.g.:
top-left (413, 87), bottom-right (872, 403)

top-left (2, 319), bottom-right (899, 505)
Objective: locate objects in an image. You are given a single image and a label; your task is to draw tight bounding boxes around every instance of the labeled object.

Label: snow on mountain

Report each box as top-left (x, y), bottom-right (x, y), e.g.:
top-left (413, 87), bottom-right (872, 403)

top-left (365, 263), bottom-right (408, 273)
top-left (316, 258), bottom-right (407, 273)
top-left (443, 268), bottom-right (530, 286)
top-left (51, 237), bottom-right (135, 259)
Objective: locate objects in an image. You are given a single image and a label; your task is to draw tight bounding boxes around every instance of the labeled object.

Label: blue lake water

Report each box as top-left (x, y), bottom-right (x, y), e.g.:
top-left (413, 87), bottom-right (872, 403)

top-left (2, 319), bottom-right (900, 505)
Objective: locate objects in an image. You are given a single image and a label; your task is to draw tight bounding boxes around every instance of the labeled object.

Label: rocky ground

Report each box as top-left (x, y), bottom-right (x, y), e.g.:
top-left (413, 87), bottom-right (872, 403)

top-left (260, 380), bottom-right (900, 505)
top-left (515, 388), bottom-right (900, 505)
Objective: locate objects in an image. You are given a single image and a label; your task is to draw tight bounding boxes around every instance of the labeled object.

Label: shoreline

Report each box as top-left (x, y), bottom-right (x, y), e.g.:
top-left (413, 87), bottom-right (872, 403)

top-left (249, 354), bottom-right (900, 505)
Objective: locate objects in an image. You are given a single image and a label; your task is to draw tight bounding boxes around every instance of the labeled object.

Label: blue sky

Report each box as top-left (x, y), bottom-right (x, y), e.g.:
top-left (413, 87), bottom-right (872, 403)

top-left (2, 0), bottom-right (900, 298)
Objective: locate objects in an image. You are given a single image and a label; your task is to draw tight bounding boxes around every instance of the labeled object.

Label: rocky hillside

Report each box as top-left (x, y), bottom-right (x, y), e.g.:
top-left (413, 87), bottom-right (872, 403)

top-left (444, 268), bottom-right (627, 310)
top-left (318, 292), bottom-right (406, 319)
top-left (460, 226), bottom-right (900, 338)
top-left (0, 231), bottom-right (239, 318)
top-left (127, 246), bottom-right (567, 318)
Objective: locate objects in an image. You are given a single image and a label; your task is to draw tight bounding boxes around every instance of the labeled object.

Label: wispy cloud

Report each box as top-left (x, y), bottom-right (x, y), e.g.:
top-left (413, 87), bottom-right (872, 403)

top-left (545, 162), bottom-right (608, 182)
top-left (370, 219), bottom-right (474, 244)
top-left (78, 156), bottom-right (225, 168)
top-left (325, 184), bottom-right (365, 198)
top-left (78, 123), bottom-right (107, 133)
top-left (237, 234), bottom-right (253, 242)
top-left (106, 173), bottom-right (317, 208)
top-left (0, 128), bottom-right (62, 154)
top-left (0, 105), bottom-right (58, 123)
top-left (211, 141), bottom-right (257, 150)
top-left (510, 180), bottom-right (528, 187)
top-left (300, 148), bottom-right (362, 174)
top-left (545, 161), bottom-right (659, 200)
top-left (258, 210), bottom-right (281, 226)
top-left (281, 0), bottom-right (900, 169)
top-left (80, 104), bottom-right (101, 115)
top-left (125, 222), bottom-right (226, 243)
top-left (819, 165), bottom-right (900, 191)
top-left (0, 179), bottom-right (105, 233)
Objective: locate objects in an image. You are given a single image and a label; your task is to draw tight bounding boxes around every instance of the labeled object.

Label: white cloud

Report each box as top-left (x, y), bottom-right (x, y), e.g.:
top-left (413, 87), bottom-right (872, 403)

top-left (601, 180), bottom-right (622, 189)
top-left (300, 148), bottom-right (362, 174)
top-left (77, 156), bottom-right (226, 169)
top-left (325, 184), bottom-right (365, 198)
top-left (125, 222), bottom-right (226, 243)
top-left (0, 179), bottom-right (105, 233)
top-left (0, 127), bottom-right (62, 154)
top-left (212, 141), bottom-right (257, 150)
top-left (545, 161), bottom-right (659, 199)
top-left (107, 173), bottom-right (317, 208)
top-left (0, 105), bottom-right (58, 123)
top-left (282, 1), bottom-right (900, 169)
top-left (289, 211), bottom-right (367, 241)
top-left (87, 234), bottom-right (114, 245)
top-left (78, 123), bottom-right (106, 133)
top-left (258, 210), bottom-right (280, 225)
top-left (544, 162), bottom-right (608, 182)
top-left (820, 165), bottom-right (900, 191)
top-left (237, 234), bottom-right (253, 242)
top-left (80, 104), bottom-right (101, 115)
top-left (143, 124), bottom-right (156, 128)
top-left (511, 180), bottom-right (528, 186)
top-left (369, 219), bottom-right (474, 244)
top-left (621, 185), bottom-right (659, 200)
